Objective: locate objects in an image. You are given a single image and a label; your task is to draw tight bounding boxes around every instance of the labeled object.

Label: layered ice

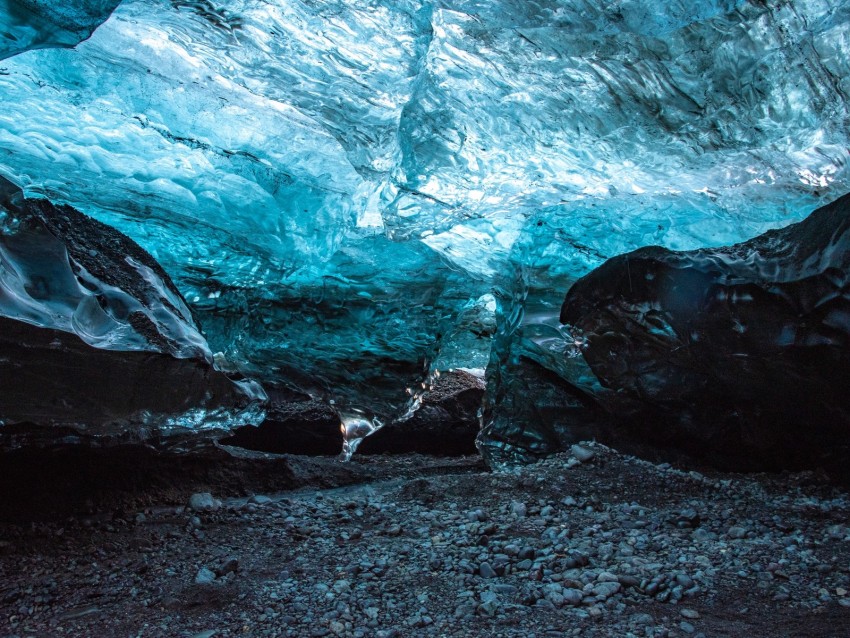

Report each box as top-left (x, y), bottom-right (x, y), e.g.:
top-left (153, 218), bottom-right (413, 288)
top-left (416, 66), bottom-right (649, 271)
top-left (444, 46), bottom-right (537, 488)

top-left (0, 0), bottom-right (849, 450)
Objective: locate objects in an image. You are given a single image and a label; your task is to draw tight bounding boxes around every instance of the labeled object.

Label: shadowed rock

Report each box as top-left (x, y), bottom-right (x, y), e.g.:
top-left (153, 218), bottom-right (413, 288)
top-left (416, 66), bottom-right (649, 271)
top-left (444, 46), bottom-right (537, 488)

top-left (0, 178), bottom-right (264, 445)
top-left (561, 193), bottom-right (850, 473)
top-left (220, 389), bottom-right (343, 456)
top-left (223, 370), bottom-right (485, 457)
top-left (359, 370), bottom-right (484, 456)
top-left (477, 352), bottom-right (608, 468)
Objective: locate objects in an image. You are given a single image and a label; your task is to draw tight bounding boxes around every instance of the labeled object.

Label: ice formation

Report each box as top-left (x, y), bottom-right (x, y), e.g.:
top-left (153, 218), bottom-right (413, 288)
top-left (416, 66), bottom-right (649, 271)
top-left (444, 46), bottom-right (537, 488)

top-left (0, 0), bottom-right (848, 457)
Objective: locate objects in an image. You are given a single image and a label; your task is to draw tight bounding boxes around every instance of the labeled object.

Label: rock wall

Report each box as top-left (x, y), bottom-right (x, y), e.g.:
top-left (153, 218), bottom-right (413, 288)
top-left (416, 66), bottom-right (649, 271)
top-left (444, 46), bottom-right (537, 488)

top-left (561, 193), bottom-right (850, 471)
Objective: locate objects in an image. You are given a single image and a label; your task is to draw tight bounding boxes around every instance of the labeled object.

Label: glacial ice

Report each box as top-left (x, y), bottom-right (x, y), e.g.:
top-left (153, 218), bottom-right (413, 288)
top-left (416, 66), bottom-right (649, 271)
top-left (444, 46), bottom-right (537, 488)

top-left (0, 1), bottom-right (121, 60)
top-left (1, 0), bottom-right (849, 453)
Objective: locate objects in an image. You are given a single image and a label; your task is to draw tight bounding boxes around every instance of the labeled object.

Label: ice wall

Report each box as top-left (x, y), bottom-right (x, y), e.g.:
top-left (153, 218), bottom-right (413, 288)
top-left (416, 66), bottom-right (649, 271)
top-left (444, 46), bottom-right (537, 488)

top-left (0, 0), bottom-right (848, 433)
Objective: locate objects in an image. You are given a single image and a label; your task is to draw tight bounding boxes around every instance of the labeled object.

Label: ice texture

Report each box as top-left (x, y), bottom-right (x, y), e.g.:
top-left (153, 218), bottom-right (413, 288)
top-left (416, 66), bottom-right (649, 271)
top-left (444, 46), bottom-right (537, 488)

top-left (0, 0), bottom-right (121, 60)
top-left (0, 175), bottom-right (210, 359)
top-left (0, 0), bottom-right (849, 450)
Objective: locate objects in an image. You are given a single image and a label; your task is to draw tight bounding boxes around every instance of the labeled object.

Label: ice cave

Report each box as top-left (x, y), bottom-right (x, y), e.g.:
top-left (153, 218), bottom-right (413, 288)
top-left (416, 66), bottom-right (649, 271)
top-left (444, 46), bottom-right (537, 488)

top-left (1, 0), bottom-right (850, 472)
top-left (5, 3), bottom-right (850, 637)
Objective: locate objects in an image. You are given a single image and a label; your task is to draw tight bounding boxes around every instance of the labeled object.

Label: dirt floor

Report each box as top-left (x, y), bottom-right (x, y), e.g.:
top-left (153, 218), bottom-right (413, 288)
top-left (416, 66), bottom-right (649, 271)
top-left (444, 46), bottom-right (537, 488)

top-left (1, 443), bottom-right (849, 637)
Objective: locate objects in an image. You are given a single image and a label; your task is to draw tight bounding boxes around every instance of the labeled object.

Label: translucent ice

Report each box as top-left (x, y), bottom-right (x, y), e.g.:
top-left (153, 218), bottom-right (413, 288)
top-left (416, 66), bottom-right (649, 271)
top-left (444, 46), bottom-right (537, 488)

top-left (0, 0), bottom-right (849, 443)
top-left (0, 0), bottom-right (121, 60)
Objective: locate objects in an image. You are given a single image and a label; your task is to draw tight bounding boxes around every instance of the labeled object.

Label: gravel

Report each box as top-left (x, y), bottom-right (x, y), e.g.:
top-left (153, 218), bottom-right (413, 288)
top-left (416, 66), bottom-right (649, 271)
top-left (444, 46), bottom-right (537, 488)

top-left (1, 444), bottom-right (849, 637)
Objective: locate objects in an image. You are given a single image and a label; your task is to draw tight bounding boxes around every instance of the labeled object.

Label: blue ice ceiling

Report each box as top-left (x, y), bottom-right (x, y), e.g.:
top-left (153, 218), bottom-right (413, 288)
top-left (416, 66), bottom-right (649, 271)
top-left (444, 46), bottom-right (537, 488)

top-left (1, 0), bottom-right (849, 419)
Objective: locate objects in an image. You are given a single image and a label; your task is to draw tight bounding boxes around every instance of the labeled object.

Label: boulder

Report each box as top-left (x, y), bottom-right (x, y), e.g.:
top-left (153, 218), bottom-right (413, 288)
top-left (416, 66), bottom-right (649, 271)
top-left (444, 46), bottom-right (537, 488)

top-left (561, 193), bottom-right (850, 472)
top-left (220, 390), bottom-right (342, 456)
top-left (222, 370), bottom-right (485, 457)
top-left (358, 369), bottom-right (484, 456)
top-left (0, 177), bottom-right (263, 445)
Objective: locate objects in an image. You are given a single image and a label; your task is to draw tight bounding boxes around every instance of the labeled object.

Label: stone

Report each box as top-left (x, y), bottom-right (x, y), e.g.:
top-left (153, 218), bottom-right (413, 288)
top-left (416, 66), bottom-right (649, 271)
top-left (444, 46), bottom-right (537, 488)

top-left (0, 182), bottom-right (264, 446)
top-left (357, 370), bottom-right (485, 456)
top-left (693, 529), bottom-right (717, 542)
top-left (676, 574), bottom-right (695, 589)
top-left (478, 591), bottom-right (500, 615)
top-left (571, 444), bottom-right (595, 463)
top-left (222, 371), bottom-right (484, 456)
top-left (561, 193), bottom-right (850, 475)
top-left (478, 562), bottom-right (497, 579)
top-left (194, 567), bottom-right (216, 585)
top-left (592, 582), bottom-right (621, 598)
top-left (826, 524), bottom-right (847, 540)
top-left (478, 356), bottom-right (608, 467)
top-left (189, 493), bottom-right (220, 512)
top-left (215, 558), bottom-right (239, 577)
top-left (631, 613), bottom-right (654, 626)
top-left (220, 393), bottom-right (342, 456)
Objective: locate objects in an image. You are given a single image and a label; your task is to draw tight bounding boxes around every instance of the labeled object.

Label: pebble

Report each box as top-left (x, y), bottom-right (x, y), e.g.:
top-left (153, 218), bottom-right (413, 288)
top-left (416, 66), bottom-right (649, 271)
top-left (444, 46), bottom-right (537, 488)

top-left (478, 591), bottom-right (500, 615)
top-left (216, 557), bottom-right (239, 577)
top-left (189, 493), bottom-right (220, 512)
top-left (194, 567), bottom-right (217, 585)
top-left (571, 444), bottom-right (596, 463)
top-left (479, 562), bottom-right (497, 579)
top-left (631, 613), bottom-right (654, 626)
top-left (592, 582), bottom-right (621, 598)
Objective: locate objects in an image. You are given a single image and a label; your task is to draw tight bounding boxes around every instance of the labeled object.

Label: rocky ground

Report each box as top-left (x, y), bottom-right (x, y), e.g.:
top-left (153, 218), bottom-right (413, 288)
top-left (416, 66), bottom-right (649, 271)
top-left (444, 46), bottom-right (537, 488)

top-left (1, 443), bottom-right (850, 638)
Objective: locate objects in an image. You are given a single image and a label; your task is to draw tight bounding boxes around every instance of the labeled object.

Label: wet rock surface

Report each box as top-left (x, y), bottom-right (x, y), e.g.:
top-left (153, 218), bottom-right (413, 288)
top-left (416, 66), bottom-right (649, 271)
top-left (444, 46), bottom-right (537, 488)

top-left (223, 371), bottom-right (485, 458)
top-left (1, 444), bottom-right (849, 637)
top-left (358, 370), bottom-right (484, 456)
top-left (561, 193), bottom-right (850, 475)
top-left (0, 180), bottom-right (263, 442)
